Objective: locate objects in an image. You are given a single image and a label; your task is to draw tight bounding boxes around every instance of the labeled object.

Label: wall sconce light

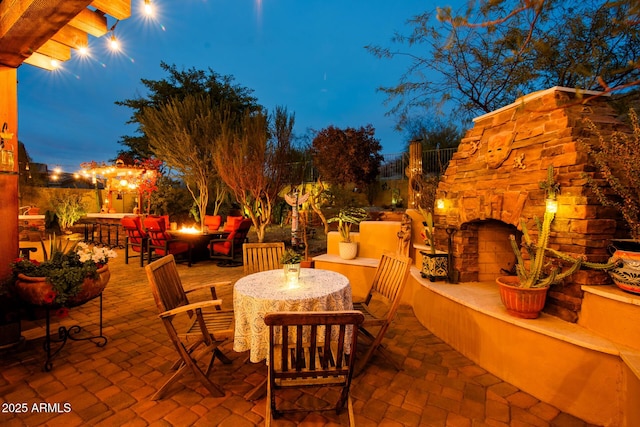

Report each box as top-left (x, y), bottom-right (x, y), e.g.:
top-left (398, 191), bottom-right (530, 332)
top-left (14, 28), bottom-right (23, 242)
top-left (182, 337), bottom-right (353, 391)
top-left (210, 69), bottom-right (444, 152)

top-left (545, 198), bottom-right (558, 214)
top-left (436, 199), bottom-right (445, 210)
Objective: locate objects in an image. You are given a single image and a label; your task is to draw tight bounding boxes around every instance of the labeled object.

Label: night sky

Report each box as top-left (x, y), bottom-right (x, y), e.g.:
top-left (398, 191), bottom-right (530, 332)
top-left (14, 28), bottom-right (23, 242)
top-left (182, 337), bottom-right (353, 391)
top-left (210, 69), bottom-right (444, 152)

top-left (17, 0), bottom-right (455, 171)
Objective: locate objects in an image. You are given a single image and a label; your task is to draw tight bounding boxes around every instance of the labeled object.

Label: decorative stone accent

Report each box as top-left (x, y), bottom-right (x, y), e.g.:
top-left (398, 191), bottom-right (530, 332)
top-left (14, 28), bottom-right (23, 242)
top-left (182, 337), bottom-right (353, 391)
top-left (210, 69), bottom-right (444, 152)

top-left (435, 87), bottom-right (628, 322)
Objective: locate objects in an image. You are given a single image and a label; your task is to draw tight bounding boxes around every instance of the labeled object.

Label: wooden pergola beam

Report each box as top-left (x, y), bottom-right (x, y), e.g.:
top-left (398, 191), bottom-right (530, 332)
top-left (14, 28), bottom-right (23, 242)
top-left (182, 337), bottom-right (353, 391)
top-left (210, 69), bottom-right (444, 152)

top-left (0, 0), bottom-right (131, 69)
top-left (68, 8), bottom-right (109, 38)
top-left (91, 0), bottom-right (131, 20)
top-left (0, 0), bottom-right (94, 67)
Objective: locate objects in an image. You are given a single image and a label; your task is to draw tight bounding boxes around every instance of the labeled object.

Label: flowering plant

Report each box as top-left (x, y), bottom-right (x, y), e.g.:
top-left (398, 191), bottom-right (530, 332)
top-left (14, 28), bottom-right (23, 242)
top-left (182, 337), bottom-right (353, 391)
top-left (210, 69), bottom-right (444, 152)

top-left (11, 241), bottom-right (117, 310)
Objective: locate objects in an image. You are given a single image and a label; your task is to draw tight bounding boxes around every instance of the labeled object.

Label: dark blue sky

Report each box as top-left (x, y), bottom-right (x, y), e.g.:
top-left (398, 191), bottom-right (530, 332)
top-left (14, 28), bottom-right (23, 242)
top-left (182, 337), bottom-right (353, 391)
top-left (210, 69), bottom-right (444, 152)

top-left (17, 0), bottom-right (453, 171)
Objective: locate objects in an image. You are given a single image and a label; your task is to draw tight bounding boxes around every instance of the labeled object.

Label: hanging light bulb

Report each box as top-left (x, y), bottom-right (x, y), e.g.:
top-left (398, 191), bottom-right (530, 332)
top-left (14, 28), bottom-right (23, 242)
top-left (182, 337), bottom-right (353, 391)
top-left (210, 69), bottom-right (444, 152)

top-left (109, 33), bottom-right (120, 50)
top-left (77, 45), bottom-right (89, 56)
top-left (144, 0), bottom-right (153, 15)
top-left (50, 59), bottom-right (60, 69)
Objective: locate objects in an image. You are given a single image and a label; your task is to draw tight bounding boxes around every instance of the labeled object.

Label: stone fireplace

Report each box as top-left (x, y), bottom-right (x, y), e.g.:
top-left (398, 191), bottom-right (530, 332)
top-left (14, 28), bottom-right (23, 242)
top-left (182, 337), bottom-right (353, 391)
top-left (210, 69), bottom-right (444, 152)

top-left (432, 86), bottom-right (626, 322)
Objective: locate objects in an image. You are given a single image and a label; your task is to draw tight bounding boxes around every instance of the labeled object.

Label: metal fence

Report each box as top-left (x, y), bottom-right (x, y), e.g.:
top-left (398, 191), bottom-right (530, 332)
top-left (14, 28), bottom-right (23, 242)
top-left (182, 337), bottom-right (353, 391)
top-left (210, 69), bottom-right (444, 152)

top-left (378, 147), bottom-right (457, 180)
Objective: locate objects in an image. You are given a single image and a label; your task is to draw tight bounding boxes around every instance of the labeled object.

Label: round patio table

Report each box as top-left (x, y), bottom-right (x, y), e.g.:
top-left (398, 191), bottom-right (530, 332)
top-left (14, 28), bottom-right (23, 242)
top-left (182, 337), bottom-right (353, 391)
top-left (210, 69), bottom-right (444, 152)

top-left (233, 268), bottom-right (353, 363)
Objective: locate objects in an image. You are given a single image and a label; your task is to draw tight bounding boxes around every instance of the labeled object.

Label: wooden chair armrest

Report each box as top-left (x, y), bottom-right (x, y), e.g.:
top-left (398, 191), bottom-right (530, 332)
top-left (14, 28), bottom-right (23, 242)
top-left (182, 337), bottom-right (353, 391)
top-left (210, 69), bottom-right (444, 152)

top-left (184, 281), bottom-right (232, 294)
top-left (159, 299), bottom-right (223, 318)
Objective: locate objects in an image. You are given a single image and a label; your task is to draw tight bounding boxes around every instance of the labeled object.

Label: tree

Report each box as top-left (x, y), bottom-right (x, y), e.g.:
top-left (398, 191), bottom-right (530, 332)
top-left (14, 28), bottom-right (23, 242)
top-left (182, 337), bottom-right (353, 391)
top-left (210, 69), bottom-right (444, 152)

top-left (311, 125), bottom-right (383, 197)
top-left (368, 0), bottom-right (640, 127)
top-left (117, 62), bottom-right (260, 160)
top-left (138, 94), bottom-right (226, 231)
top-left (214, 107), bottom-right (296, 242)
top-left (404, 118), bottom-right (462, 151)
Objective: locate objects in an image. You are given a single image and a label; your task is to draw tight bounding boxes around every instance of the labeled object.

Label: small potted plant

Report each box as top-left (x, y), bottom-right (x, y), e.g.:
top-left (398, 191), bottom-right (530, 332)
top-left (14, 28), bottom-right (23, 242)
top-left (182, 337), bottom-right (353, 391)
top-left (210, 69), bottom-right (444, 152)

top-left (327, 207), bottom-right (369, 260)
top-left (497, 166), bottom-right (618, 318)
top-left (581, 108), bottom-right (640, 294)
top-left (418, 207), bottom-right (448, 281)
top-left (281, 248), bottom-right (303, 282)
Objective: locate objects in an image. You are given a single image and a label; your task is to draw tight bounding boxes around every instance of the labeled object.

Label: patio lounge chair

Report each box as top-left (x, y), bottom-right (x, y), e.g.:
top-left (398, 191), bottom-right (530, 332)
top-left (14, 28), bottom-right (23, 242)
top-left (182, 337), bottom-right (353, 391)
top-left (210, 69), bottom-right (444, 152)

top-left (209, 218), bottom-right (252, 266)
top-left (121, 215), bottom-right (148, 267)
top-left (144, 215), bottom-right (193, 267)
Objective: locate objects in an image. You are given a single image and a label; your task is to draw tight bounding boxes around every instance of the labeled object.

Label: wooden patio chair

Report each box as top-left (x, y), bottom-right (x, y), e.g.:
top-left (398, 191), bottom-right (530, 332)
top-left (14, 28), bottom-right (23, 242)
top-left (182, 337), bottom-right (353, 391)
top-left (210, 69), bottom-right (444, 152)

top-left (352, 251), bottom-right (412, 376)
top-left (264, 310), bottom-right (364, 426)
top-left (145, 254), bottom-right (234, 400)
top-left (242, 242), bottom-right (285, 275)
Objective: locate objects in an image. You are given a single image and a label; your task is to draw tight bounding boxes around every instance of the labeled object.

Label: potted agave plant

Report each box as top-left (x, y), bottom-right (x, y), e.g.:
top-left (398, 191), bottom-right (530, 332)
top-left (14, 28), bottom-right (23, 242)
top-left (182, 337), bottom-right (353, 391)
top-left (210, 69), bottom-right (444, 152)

top-left (497, 166), bottom-right (618, 318)
top-left (418, 207), bottom-right (448, 281)
top-left (581, 108), bottom-right (640, 294)
top-left (327, 207), bottom-right (369, 260)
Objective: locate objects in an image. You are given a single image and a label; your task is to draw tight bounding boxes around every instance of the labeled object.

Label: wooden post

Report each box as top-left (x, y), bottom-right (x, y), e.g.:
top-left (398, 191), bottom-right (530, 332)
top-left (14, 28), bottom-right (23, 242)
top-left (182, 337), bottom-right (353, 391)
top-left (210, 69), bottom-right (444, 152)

top-left (408, 139), bottom-right (423, 208)
top-left (0, 66), bottom-right (19, 283)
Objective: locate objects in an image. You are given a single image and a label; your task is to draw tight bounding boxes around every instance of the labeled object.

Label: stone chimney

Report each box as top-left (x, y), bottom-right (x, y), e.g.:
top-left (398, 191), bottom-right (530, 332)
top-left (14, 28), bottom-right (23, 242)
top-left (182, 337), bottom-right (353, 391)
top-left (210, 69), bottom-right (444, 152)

top-left (434, 87), bottom-right (626, 322)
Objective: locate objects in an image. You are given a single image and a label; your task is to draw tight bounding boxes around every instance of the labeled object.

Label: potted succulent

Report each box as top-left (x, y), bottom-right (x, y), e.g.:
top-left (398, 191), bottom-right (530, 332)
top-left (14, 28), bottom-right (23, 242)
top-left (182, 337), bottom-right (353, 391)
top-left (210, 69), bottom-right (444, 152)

top-left (10, 237), bottom-right (116, 316)
top-left (418, 207), bottom-right (448, 281)
top-left (497, 166), bottom-right (618, 318)
top-left (581, 109), bottom-right (640, 294)
top-left (281, 247), bottom-right (303, 282)
top-left (327, 207), bottom-right (369, 260)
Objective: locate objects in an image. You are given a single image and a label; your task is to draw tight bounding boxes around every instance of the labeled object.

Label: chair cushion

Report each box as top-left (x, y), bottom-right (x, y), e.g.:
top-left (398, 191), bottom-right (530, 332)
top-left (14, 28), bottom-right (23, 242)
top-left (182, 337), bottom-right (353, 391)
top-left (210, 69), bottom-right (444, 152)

top-left (223, 216), bottom-right (243, 232)
top-left (212, 241), bottom-right (231, 255)
top-left (204, 215), bottom-right (222, 231)
top-left (155, 241), bottom-right (190, 256)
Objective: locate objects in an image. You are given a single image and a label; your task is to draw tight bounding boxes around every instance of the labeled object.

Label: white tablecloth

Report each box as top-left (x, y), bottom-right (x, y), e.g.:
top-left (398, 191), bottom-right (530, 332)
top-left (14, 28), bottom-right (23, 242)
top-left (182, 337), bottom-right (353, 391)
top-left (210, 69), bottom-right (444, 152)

top-left (233, 268), bottom-right (353, 362)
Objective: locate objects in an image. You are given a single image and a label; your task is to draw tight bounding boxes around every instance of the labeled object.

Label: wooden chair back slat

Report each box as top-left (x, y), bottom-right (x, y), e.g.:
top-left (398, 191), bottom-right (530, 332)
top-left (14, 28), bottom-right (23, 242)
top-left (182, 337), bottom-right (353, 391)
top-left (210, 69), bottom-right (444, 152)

top-left (145, 255), bottom-right (189, 312)
top-left (264, 311), bottom-right (364, 425)
top-left (354, 251), bottom-right (412, 376)
top-left (243, 242), bottom-right (285, 275)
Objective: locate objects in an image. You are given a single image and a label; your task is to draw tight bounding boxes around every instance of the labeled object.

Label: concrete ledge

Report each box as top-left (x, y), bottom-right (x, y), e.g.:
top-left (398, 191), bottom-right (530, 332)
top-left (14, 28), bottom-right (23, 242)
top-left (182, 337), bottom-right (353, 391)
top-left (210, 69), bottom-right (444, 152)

top-left (312, 254), bottom-right (379, 268)
top-left (406, 268), bottom-right (639, 426)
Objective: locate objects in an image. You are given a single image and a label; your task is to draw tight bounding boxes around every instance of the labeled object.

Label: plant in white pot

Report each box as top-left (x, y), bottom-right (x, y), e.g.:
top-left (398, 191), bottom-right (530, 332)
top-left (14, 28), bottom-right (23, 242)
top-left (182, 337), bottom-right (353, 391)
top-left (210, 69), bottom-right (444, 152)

top-left (581, 108), bottom-right (640, 294)
top-left (328, 207), bottom-right (369, 260)
top-left (497, 165), bottom-right (618, 318)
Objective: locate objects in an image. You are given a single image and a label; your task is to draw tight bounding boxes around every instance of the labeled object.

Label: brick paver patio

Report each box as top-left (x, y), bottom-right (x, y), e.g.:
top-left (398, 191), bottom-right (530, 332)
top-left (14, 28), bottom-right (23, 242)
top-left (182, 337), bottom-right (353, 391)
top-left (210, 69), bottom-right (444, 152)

top-left (1, 249), bottom-right (600, 426)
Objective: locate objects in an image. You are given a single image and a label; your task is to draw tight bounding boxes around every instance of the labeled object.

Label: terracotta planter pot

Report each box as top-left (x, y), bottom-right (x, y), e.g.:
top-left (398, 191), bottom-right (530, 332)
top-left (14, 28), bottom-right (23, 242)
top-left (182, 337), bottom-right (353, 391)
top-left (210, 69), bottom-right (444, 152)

top-left (496, 276), bottom-right (549, 319)
top-left (14, 265), bottom-right (111, 307)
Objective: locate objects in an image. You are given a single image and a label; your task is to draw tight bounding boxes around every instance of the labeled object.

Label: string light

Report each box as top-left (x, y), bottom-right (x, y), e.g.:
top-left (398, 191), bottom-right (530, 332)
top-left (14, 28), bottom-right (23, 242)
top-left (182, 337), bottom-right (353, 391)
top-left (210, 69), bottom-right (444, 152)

top-left (109, 33), bottom-right (120, 51)
top-left (144, 0), bottom-right (153, 15)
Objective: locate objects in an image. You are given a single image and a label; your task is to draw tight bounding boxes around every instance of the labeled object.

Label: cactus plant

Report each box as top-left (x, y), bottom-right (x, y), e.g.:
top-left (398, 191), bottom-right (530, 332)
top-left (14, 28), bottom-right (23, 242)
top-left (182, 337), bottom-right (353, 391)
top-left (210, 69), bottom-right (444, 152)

top-left (508, 165), bottom-right (617, 288)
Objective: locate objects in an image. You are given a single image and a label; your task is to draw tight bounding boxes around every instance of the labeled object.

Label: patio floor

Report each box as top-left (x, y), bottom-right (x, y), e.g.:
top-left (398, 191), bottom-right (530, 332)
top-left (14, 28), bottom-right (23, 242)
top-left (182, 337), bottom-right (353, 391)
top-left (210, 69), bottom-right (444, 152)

top-left (1, 248), bottom-right (600, 426)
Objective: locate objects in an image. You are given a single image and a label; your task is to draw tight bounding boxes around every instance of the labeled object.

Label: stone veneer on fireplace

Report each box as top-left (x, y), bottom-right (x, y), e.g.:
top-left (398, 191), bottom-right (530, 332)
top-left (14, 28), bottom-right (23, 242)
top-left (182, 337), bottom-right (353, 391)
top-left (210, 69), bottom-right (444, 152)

top-left (432, 86), bottom-right (629, 322)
